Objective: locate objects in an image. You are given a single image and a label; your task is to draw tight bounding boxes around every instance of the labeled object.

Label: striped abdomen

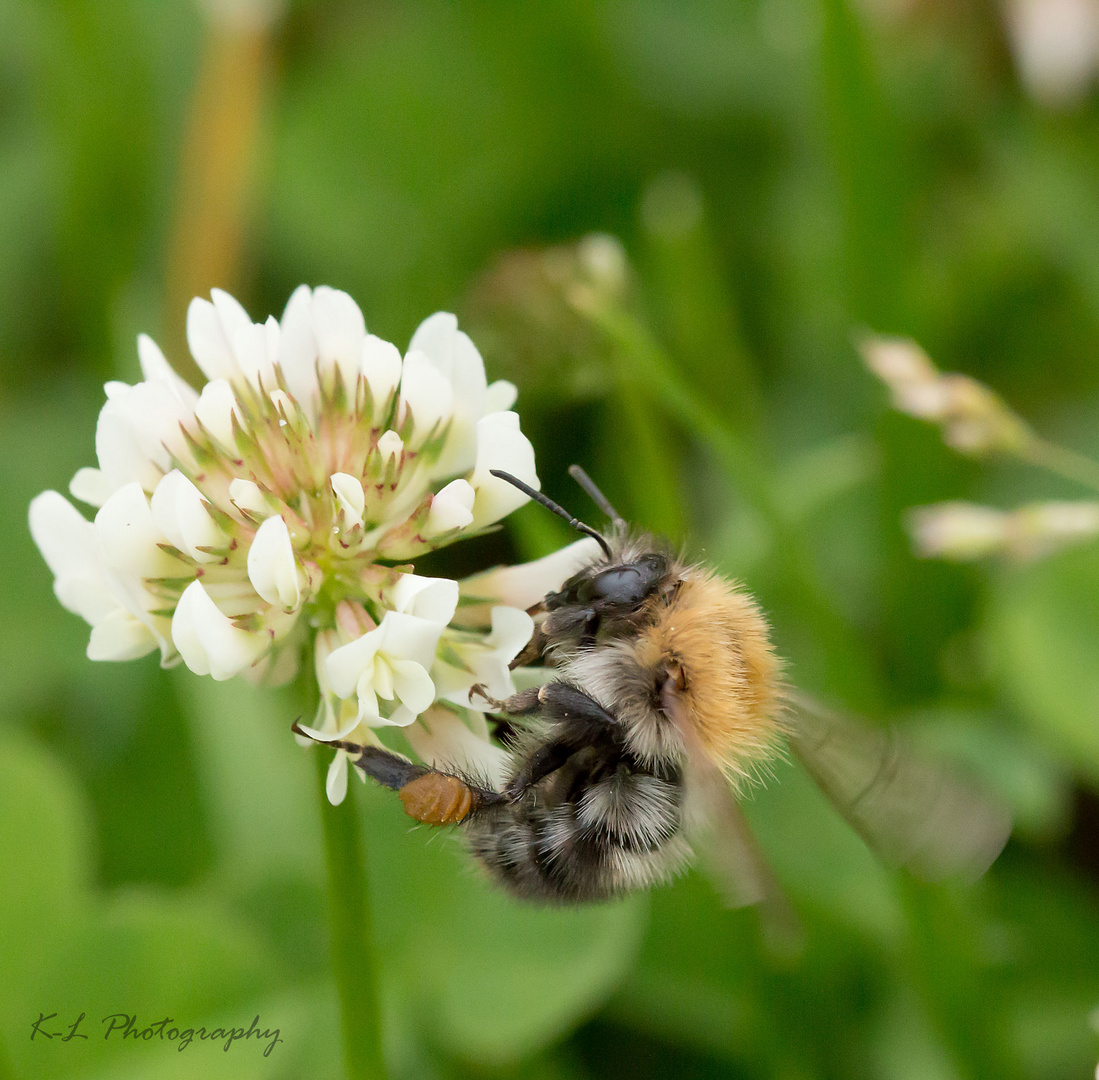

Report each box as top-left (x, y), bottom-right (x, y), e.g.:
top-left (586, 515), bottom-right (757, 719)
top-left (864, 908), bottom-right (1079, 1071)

top-left (465, 746), bottom-right (691, 902)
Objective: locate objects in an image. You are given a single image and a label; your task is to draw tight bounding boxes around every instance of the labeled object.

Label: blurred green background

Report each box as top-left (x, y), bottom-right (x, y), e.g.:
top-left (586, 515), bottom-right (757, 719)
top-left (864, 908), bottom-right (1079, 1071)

top-left (3, 0), bottom-right (1099, 1077)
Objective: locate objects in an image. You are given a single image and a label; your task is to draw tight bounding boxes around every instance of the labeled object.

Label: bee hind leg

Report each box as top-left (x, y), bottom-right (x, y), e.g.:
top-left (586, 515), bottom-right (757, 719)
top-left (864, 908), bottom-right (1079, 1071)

top-left (348, 746), bottom-right (506, 825)
top-left (292, 723), bottom-right (503, 826)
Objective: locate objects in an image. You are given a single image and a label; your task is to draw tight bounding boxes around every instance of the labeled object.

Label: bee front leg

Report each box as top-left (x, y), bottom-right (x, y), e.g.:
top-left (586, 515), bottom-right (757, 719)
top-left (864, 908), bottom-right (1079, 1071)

top-left (509, 622), bottom-right (548, 669)
top-left (469, 684), bottom-right (542, 714)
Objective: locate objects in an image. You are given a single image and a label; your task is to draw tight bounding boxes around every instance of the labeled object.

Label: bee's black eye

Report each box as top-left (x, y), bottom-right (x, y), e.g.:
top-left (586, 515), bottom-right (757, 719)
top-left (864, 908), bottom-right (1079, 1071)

top-left (548, 553), bottom-right (670, 616)
top-left (578, 566), bottom-right (649, 606)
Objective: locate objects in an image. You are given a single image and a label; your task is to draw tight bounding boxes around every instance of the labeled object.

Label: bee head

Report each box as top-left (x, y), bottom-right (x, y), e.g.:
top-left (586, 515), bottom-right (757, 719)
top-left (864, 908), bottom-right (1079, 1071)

top-left (490, 469), bottom-right (678, 642)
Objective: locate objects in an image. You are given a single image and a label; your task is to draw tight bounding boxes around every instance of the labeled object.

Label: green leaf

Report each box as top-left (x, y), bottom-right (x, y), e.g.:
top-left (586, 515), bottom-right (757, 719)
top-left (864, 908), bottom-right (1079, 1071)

top-left (0, 736), bottom-right (308, 1080)
top-left (0, 735), bottom-right (90, 1019)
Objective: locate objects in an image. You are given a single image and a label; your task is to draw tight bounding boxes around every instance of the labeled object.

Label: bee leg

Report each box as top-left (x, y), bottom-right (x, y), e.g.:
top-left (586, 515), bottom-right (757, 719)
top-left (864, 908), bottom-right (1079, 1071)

top-left (504, 683), bottom-right (623, 800)
top-left (470, 684), bottom-right (542, 714)
top-left (535, 682), bottom-right (619, 728)
top-left (292, 725), bottom-right (503, 825)
top-left (509, 623), bottom-right (548, 669)
top-left (351, 746), bottom-right (506, 824)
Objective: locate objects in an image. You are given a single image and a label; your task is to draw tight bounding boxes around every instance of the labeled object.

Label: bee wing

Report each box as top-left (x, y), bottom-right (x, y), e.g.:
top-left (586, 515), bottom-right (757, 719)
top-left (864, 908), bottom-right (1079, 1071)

top-left (687, 760), bottom-right (802, 948)
top-left (688, 760), bottom-right (776, 909)
top-left (784, 689), bottom-right (1011, 882)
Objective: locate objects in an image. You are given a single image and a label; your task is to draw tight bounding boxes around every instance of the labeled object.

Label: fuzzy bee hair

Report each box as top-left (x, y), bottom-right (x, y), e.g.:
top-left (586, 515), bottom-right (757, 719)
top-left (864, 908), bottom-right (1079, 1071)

top-left (457, 528), bottom-right (783, 902)
top-left (557, 536), bottom-right (782, 784)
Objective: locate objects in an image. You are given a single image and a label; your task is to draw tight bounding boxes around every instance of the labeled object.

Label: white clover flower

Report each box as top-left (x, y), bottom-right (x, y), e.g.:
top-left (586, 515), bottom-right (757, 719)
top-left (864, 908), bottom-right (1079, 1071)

top-left (1004, 0), bottom-right (1099, 107)
top-left (30, 286), bottom-right (543, 802)
top-left (859, 335), bottom-right (1032, 456)
top-left (908, 499), bottom-right (1099, 562)
top-left (907, 502), bottom-right (1010, 561)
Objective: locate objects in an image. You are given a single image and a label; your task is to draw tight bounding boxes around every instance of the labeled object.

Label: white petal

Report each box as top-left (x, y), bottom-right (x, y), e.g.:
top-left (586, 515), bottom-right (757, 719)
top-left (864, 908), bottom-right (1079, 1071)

top-left (171, 579), bottom-right (267, 680)
top-left (94, 482), bottom-right (178, 579)
top-left (228, 317), bottom-right (277, 388)
top-left (455, 536), bottom-right (603, 626)
top-left (194, 378), bottom-right (241, 448)
top-left (295, 716), bottom-right (364, 743)
top-left (187, 297), bottom-right (238, 382)
top-left (450, 343), bottom-right (488, 466)
top-left (423, 479), bottom-right (476, 537)
top-left (449, 330), bottom-right (487, 402)
top-left (120, 380), bottom-right (191, 470)
top-left (378, 610), bottom-right (447, 670)
top-left (150, 469), bottom-right (226, 563)
top-left (410, 314), bottom-right (488, 475)
top-left (312, 286), bottom-right (366, 390)
top-left (94, 397), bottom-right (164, 493)
top-left (212, 285), bottom-right (252, 330)
top-left (28, 492), bottom-right (89, 580)
top-left (228, 478), bottom-right (271, 518)
top-left (389, 658), bottom-right (436, 715)
top-left (409, 311), bottom-right (460, 378)
top-left (263, 316), bottom-right (281, 375)
top-left (376, 430), bottom-right (403, 465)
top-left (326, 753), bottom-right (349, 805)
top-left (247, 515), bottom-right (301, 609)
top-left (371, 658), bottom-right (395, 701)
top-left (210, 289), bottom-right (256, 359)
top-left (326, 623), bottom-right (385, 699)
top-left (278, 285), bottom-right (321, 409)
top-left (331, 472), bottom-right (366, 527)
top-left (361, 335), bottom-right (403, 417)
top-left (487, 604), bottom-right (536, 660)
top-left (380, 705), bottom-right (419, 728)
top-left (470, 411), bottom-right (539, 528)
top-left (485, 379), bottom-right (518, 413)
top-left (354, 680), bottom-right (381, 723)
top-left (398, 351), bottom-right (453, 440)
top-left (387, 573), bottom-right (460, 624)
top-left (29, 491), bottom-right (118, 624)
top-left (69, 467), bottom-right (114, 508)
top-left (137, 334), bottom-right (198, 407)
top-left (87, 609), bottom-right (158, 661)
top-left (458, 655), bottom-right (514, 708)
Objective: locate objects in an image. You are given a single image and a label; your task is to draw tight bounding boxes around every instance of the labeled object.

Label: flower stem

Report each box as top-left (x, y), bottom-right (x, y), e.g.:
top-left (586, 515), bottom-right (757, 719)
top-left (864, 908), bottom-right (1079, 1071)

top-left (313, 745), bottom-right (388, 1080)
top-left (1017, 436), bottom-right (1099, 495)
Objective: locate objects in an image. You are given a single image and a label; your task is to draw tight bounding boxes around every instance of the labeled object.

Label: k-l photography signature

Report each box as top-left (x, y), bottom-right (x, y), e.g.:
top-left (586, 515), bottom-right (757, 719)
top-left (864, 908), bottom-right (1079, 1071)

top-left (31, 1011), bottom-right (283, 1056)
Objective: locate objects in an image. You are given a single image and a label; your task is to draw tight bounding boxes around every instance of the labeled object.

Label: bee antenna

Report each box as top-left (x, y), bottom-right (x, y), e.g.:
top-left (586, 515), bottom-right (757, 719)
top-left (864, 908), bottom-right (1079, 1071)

top-left (489, 469), bottom-right (613, 559)
top-left (567, 464), bottom-right (625, 526)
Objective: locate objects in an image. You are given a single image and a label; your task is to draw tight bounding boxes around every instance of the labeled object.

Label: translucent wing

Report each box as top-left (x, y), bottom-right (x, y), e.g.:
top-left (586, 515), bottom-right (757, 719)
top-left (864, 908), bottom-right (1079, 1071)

top-left (784, 689), bottom-right (1011, 882)
top-left (688, 758), bottom-right (778, 909)
top-left (686, 759), bottom-right (802, 946)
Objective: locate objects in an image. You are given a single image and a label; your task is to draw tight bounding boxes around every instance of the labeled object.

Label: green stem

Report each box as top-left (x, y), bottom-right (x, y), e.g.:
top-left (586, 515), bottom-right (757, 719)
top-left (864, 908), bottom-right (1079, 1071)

top-left (313, 735), bottom-right (388, 1079)
top-left (1017, 436), bottom-right (1099, 495)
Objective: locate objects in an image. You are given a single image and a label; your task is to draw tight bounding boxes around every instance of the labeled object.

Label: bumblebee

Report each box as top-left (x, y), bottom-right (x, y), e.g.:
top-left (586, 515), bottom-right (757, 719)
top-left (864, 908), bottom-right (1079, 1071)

top-left (299, 467), bottom-right (1010, 904)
